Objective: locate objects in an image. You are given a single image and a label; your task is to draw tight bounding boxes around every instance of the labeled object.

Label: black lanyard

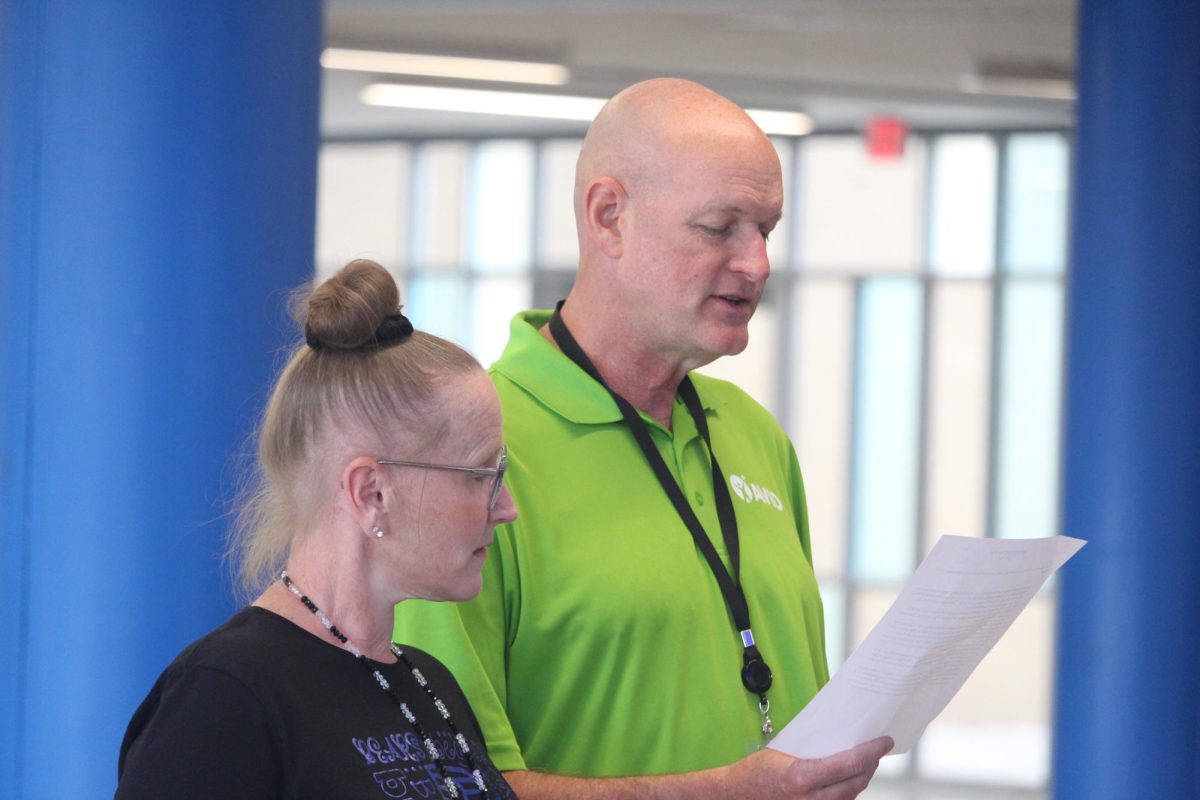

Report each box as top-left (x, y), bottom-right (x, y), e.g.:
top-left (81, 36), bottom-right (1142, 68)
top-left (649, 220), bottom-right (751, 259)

top-left (549, 305), bottom-right (774, 732)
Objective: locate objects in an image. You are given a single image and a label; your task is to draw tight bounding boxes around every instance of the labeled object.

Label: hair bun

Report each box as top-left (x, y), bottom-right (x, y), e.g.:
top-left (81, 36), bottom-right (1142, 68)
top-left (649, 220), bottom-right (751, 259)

top-left (303, 260), bottom-right (402, 351)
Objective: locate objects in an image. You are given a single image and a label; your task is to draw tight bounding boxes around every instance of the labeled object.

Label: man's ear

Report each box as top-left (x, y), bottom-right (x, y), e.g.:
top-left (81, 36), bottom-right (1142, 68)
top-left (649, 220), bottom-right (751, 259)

top-left (583, 176), bottom-right (627, 259)
top-left (344, 457), bottom-right (387, 533)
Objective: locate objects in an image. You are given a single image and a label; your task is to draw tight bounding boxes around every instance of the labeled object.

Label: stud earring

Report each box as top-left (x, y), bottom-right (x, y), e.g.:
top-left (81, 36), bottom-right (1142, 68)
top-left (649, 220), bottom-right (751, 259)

top-left (372, 526), bottom-right (385, 538)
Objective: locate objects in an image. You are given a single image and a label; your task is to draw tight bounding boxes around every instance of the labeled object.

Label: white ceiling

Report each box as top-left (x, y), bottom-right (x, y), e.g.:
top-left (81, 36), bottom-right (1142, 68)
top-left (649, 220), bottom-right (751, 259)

top-left (322, 0), bottom-right (1076, 138)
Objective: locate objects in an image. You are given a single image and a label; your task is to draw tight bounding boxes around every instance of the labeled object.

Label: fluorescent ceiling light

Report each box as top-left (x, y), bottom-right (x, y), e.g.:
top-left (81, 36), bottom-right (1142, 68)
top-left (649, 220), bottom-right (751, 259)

top-left (745, 108), bottom-right (814, 136)
top-left (323, 48), bottom-right (570, 86)
top-left (361, 83), bottom-right (814, 135)
top-left (959, 74), bottom-right (1076, 100)
top-left (361, 84), bottom-right (603, 121)
top-left (959, 61), bottom-right (1076, 101)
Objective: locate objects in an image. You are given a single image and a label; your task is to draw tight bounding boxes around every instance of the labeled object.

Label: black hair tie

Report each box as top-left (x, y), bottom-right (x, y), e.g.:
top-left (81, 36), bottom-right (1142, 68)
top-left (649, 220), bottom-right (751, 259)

top-left (305, 312), bottom-right (414, 351)
top-left (369, 312), bottom-right (414, 349)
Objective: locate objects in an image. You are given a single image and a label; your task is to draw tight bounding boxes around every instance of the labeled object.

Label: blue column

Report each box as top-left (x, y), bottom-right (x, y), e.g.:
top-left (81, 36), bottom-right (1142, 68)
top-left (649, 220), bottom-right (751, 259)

top-left (1054, 1), bottom-right (1200, 798)
top-left (0, 2), bottom-right (322, 796)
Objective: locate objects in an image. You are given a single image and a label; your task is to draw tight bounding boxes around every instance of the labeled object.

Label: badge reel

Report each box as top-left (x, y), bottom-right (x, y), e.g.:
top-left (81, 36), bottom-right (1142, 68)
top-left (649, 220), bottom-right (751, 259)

top-left (741, 648), bottom-right (774, 739)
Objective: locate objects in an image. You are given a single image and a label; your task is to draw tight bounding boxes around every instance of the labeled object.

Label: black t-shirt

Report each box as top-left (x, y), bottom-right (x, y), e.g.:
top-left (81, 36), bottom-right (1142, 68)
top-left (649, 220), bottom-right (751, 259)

top-left (116, 607), bottom-right (517, 799)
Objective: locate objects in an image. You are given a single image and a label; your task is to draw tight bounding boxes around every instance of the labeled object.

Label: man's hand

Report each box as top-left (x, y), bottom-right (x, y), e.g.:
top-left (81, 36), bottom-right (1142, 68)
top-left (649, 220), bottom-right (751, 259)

top-left (722, 737), bottom-right (894, 799)
top-left (503, 736), bottom-right (894, 800)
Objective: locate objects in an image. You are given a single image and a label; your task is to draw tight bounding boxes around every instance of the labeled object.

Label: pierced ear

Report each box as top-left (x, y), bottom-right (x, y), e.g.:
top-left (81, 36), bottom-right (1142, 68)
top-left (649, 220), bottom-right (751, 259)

top-left (343, 457), bottom-right (387, 532)
top-left (583, 176), bottom-right (627, 259)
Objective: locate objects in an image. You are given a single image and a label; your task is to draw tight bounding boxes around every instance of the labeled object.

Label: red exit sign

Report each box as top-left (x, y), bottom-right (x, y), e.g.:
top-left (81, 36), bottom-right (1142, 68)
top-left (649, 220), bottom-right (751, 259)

top-left (866, 116), bottom-right (908, 159)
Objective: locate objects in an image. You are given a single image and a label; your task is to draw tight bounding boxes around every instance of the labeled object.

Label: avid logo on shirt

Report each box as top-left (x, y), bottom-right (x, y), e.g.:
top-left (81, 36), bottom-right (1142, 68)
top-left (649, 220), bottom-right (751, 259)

top-left (728, 474), bottom-right (784, 510)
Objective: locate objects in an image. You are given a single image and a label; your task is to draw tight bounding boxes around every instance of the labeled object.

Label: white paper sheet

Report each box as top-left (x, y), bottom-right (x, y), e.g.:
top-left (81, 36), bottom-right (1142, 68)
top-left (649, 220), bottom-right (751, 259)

top-left (769, 534), bottom-right (1085, 758)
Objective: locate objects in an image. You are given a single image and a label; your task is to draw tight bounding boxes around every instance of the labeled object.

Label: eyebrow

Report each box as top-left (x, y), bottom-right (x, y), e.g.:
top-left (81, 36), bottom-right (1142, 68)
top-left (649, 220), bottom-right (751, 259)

top-left (700, 205), bottom-right (783, 226)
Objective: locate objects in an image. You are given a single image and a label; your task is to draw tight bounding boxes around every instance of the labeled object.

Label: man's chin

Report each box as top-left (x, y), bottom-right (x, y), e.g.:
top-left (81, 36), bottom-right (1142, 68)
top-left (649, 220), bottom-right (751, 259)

top-left (706, 327), bottom-right (752, 358)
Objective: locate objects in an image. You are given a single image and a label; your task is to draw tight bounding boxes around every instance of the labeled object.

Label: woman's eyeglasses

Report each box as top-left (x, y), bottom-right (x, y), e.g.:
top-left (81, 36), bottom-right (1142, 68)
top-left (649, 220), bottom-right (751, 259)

top-left (377, 445), bottom-right (508, 513)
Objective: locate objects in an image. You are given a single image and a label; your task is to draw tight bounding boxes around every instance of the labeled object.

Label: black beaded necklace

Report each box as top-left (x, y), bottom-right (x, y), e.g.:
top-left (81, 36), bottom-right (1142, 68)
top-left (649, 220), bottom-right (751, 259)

top-left (280, 571), bottom-right (489, 798)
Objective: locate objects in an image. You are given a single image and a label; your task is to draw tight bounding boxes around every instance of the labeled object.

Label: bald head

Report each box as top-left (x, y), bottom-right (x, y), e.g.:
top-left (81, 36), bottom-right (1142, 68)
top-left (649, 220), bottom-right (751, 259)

top-left (560, 78), bottom-right (783, 380)
top-left (574, 78), bottom-right (776, 227)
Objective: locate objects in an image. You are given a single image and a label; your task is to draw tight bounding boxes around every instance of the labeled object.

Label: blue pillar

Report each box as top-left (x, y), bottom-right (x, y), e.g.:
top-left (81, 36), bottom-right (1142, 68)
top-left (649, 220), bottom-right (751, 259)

top-left (1054, 1), bottom-right (1200, 798)
top-left (0, 2), bottom-right (322, 796)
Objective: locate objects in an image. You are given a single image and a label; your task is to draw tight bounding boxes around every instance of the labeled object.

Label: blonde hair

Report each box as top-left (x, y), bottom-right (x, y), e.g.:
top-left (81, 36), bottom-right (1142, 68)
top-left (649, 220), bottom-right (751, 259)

top-left (230, 259), bottom-right (480, 598)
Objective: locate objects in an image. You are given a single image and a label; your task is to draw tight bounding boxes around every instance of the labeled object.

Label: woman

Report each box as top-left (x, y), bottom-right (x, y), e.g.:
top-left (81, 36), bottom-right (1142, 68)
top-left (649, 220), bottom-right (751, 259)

top-left (115, 260), bottom-right (518, 799)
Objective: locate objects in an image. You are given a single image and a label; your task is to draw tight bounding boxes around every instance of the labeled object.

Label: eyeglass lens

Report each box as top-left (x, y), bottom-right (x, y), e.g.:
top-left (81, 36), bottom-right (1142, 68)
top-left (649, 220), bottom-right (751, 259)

top-left (488, 451), bottom-right (507, 513)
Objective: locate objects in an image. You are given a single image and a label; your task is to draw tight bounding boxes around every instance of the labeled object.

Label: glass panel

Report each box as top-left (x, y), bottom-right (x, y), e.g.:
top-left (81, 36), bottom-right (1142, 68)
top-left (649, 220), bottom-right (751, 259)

top-left (411, 142), bottom-right (470, 271)
top-left (818, 580), bottom-right (846, 669)
top-left (538, 139), bottom-right (583, 270)
top-left (316, 143), bottom-right (410, 280)
top-left (850, 279), bottom-right (923, 582)
top-left (923, 282), bottom-right (993, 553)
top-left (406, 273), bottom-right (468, 346)
top-left (695, 299), bottom-right (780, 417)
top-left (994, 282), bottom-right (1064, 540)
top-left (768, 137), bottom-right (793, 268)
top-left (918, 594), bottom-right (1055, 788)
top-left (468, 141), bottom-right (534, 274)
top-left (469, 277), bottom-right (531, 367)
top-left (1003, 134), bottom-right (1070, 275)
top-left (531, 270), bottom-right (577, 312)
top-left (929, 135), bottom-right (998, 276)
top-left (796, 136), bottom-right (925, 272)
top-left (791, 279), bottom-right (855, 580)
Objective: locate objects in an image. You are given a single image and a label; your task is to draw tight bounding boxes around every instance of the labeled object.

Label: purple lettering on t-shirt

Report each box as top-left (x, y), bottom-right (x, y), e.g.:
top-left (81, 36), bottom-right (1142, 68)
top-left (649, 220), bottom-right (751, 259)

top-left (354, 730), bottom-right (492, 798)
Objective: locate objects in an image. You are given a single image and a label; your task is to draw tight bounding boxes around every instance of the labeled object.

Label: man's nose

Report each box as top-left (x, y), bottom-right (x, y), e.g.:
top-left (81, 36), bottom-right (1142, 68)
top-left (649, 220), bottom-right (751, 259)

top-left (732, 230), bottom-right (771, 282)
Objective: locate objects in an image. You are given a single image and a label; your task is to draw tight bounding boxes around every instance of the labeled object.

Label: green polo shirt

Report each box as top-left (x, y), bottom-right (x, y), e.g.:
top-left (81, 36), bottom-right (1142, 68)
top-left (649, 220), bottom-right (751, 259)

top-left (393, 310), bottom-right (829, 777)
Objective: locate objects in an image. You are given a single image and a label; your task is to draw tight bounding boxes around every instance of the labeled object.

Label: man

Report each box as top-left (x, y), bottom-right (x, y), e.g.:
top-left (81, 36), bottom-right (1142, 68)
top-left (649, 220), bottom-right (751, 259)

top-left (394, 78), bottom-right (890, 798)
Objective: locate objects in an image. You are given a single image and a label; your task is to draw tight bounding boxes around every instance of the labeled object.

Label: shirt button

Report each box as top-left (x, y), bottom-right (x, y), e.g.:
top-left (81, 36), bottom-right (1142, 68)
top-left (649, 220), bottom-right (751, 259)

top-left (693, 491), bottom-right (705, 506)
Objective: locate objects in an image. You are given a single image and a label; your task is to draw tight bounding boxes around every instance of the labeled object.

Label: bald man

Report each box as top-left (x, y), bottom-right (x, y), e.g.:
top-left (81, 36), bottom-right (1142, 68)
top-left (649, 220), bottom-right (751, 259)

top-left (394, 78), bottom-right (890, 799)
